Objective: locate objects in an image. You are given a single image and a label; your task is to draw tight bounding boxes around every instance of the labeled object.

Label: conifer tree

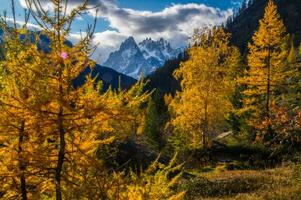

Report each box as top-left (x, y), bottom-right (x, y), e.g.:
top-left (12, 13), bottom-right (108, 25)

top-left (169, 27), bottom-right (240, 150)
top-left (239, 0), bottom-right (289, 140)
top-left (288, 38), bottom-right (297, 64)
top-left (284, 38), bottom-right (300, 109)
top-left (0, 0), bottom-right (150, 199)
top-left (0, 4), bottom-right (42, 198)
top-left (144, 90), bottom-right (166, 151)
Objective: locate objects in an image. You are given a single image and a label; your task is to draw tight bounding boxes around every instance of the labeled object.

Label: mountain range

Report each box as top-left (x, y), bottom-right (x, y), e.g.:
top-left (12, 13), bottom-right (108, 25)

top-left (2, 0), bottom-right (300, 93)
top-left (0, 30), bottom-right (136, 91)
top-left (148, 0), bottom-right (301, 95)
top-left (103, 37), bottom-right (182, 78)
top-left (73, 64), bottom-right (136, 92)
top-left (99, 0), bottom-right (301, 82)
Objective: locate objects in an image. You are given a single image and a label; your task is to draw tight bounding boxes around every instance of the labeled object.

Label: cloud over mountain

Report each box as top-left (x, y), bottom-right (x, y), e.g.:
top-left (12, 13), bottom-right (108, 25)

top-left (19, 0), bottom-right (232, 63)
top-left (91, 1), bottom-right (232, 47)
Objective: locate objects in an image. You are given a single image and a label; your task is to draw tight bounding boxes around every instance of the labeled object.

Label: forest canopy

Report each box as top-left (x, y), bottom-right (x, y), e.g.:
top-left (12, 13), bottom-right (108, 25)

top-left (0, 0), bottom-right (300, 199)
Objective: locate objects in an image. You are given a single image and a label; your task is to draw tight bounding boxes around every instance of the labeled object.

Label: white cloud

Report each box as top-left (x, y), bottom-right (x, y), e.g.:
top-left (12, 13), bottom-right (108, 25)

top-left (19, 0), bottom-right (54, 11)
top-left (91, 1), bottom-right (233, 62)
top-left (69, 30), bottom-right (128, 63)
top-left (5, 17), bottom-right (42, 30)
top-left (95, 2), bottom-right (232, 48)
top-left (18, 0), bottom-right (233, 63)
top-left (18, 0), bottom-right (100, 17)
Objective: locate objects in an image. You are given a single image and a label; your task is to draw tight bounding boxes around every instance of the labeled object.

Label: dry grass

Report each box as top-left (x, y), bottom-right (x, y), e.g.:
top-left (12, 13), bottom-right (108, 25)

top-left (180, 163), bottom-right (301, 200)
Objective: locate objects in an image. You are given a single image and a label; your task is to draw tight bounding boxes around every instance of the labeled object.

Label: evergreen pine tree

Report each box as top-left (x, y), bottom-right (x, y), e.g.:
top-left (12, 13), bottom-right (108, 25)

top-left (288, 37), bottom-right (297, 64)
top-left (144, 90), bottom-right (166, 151)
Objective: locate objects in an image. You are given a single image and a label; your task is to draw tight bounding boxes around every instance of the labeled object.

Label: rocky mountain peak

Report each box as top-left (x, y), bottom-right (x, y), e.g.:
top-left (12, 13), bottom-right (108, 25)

top-left (104, 37), bottom-right (182, 78)
top-left (120, 36), bottom-right (138, 50)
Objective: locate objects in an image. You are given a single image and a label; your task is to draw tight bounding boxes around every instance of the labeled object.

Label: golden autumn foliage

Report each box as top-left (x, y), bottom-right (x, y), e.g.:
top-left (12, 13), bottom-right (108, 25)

top-left (1, 0), bottom-right (301, 199)
top-left (0, 27), bottom-right (50, 199)
top-left (239, 0), bottom-right (288, 124)
top-left (233, 0), bottom-right (301, 150)
top-left (106, 155), bottom-right (185, 200)
top-left (0, 0), bottom-right (152, 199)
top-left (169, 27), bottom-right (240, 150)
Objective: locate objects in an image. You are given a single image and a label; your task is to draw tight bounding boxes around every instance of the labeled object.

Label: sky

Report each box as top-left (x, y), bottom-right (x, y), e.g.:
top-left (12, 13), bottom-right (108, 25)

top-left (0, 0), bottom-right (242, 63)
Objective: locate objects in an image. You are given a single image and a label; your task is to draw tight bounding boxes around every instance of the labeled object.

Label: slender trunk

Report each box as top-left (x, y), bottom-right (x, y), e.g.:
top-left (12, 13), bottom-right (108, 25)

top-left (18, 121), bottom-right (27, 200)
top-left (266, 48), bottom-right (272, 137)
top-left (55, 2), bottom-right (64, 199)
top-left (266, 48), bottom-right (271, 120)
top-left (201, 131), bottom-right (206, 149)
top-left (55, 64), bottom-right (65, 200)
top-left (55, 106), bottom-right (65, 200)
top-left (203, 100), bottom-right (208, 150)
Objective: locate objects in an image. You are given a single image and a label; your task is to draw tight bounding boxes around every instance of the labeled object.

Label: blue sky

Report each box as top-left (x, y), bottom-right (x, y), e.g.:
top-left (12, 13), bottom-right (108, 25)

top-left (1, 0), bottom-right (242, 63)
top-left (117, 0), bottom-right (240, 11)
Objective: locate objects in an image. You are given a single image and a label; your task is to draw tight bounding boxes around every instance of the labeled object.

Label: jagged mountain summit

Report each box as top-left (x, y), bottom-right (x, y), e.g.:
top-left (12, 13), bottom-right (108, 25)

top-left (0, 29), bottom-right (136, 90)
top-left (103, 37), bottom-right (182, 78)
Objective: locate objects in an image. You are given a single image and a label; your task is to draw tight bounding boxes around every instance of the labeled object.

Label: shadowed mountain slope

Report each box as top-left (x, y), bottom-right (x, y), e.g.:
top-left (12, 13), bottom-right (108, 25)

top-left (227, 0), bottom-right (301, 52)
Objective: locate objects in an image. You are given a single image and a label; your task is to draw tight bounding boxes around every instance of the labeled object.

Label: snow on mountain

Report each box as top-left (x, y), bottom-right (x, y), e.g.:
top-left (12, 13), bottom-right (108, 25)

top-left (103, 37), bottom-right (182, 78)
top-left (139, 38), bottom-right (180, 62)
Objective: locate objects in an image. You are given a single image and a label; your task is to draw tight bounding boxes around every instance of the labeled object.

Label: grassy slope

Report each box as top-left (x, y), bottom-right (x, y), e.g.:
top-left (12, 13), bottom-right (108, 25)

top-left (179, 158), bottom-right (301, 200)
top-left (85, 132), bottom-right (301, 200)
top-left (175, 132), bottom-right (301, 200)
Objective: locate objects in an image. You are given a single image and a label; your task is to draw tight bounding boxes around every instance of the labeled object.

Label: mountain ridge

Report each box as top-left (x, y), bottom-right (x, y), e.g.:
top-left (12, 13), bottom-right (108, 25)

top-left (0, 29), bottom-right (136, 90)
top-left (104, 37), bottom-right (182, 78)
top-left (73, 64), bottom-right (137, 92)
top-left (227, 0), bottom-right (301, 52)
top-left (148, 0), bottom-right (301, 95)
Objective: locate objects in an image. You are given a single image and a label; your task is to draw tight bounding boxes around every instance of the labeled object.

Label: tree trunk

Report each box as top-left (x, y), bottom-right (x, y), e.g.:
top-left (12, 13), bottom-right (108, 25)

top-left (20, 175), bottom-right (27, 200)
top-left (201, 131), bottom-right (206, 149)
top-left (18, 121), bottom-right (27, 200)
top-left (266, 47), bottom-right (272, 138)
top-left (55, 2), bottom-right (65, 199)
top-left (55, 106), bottom-right (65, 200)
top-left (55, 62), bottom-right (65, 200)
top-left (266, 48), bottom-right (271, 120)
top-left (203, 101), bottom-right (209, 150)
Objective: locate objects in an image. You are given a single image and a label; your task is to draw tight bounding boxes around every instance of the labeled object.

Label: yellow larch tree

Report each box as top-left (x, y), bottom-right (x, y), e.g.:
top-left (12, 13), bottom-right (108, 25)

top-left (26, 0), bottom-right (150, 198)
top-left (169, 27), bottom-right (240, 150)
top-left (239, 0), bottom-right (289, 140)
top-left (0, 12), bottom-right (52, 199)
top-left (0, 0), bottom-right (150, 199)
